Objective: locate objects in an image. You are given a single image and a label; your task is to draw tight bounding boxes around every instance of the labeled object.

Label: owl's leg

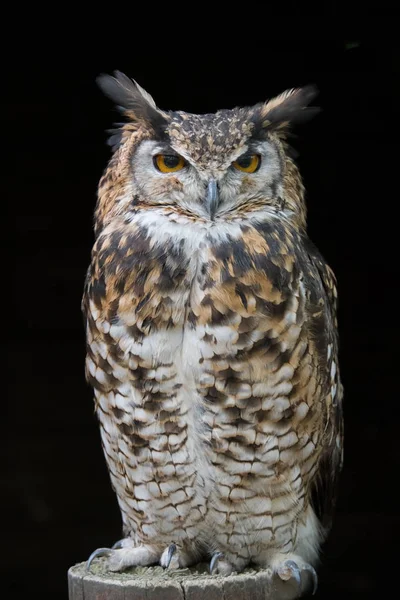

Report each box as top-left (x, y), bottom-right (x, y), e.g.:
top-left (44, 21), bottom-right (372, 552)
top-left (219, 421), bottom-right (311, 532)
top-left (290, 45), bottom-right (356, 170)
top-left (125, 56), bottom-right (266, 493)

top-left (270, 555), bottom-right (318, 596)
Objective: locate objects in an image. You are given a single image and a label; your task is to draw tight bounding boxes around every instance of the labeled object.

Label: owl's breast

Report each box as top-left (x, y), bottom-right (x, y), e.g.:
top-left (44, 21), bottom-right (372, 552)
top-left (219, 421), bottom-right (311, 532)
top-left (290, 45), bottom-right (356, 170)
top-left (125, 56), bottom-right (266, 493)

top-left (86, 215), bottom-right (329, 530)
top-left (181, 219), bottom-right (327, 485)
top-left (183, 217), bottom-right (303, 366)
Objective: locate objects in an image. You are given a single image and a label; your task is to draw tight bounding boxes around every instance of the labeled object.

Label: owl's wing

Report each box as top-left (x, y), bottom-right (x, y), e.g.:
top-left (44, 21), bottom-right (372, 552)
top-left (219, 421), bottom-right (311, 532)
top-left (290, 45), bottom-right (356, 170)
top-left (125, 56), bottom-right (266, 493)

top-left (304, 237), bottom-right (344, 536)
top-left (82, 259), bottom-right (139, 536)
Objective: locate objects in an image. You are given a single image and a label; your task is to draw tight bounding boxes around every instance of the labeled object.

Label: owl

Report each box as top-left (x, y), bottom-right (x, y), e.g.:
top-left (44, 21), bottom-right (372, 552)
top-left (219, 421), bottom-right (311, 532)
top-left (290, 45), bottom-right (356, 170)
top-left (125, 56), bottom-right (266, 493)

top-left (82, 71), bottom-right (343, 597)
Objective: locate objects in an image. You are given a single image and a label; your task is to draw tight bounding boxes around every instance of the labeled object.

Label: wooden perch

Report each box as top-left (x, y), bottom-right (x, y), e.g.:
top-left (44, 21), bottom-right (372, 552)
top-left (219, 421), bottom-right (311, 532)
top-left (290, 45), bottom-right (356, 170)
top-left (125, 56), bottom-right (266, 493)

top-left (68, 559), bottom-right (305, 599)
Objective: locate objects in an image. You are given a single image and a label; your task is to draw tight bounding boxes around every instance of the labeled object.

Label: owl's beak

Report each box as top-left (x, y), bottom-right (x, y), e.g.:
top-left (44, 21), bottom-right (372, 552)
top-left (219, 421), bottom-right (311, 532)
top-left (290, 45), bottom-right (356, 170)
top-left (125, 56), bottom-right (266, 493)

top-left (206, 179), bottom-right (219, 221)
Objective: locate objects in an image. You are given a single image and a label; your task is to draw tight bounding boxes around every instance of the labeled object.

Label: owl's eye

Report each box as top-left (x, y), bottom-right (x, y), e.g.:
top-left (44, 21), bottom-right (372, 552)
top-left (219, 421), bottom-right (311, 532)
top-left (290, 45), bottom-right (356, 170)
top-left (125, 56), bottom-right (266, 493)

top-left (154, 154), bottom-right (186, 173)
top-left (232, 154), bottom-right (261, 173)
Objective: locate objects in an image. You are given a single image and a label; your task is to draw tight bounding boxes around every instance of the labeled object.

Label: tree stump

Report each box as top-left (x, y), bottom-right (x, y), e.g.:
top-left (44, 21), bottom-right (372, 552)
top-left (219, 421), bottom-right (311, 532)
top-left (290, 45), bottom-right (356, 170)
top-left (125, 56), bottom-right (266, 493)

top-left (68, 559), bottom-right (304, 599)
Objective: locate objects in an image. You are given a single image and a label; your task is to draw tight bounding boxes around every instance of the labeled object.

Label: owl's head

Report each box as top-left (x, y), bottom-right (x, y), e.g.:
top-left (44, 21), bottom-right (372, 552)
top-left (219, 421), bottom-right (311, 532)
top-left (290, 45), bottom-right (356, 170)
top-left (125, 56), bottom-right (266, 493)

top-left (96, 71), bottom-right (319, 232)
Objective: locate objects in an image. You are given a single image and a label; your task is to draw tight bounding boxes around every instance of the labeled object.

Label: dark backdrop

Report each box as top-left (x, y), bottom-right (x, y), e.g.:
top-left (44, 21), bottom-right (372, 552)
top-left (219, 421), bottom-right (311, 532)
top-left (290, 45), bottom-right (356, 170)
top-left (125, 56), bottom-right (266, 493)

top-left (5, 24), bottom-right (399, 600)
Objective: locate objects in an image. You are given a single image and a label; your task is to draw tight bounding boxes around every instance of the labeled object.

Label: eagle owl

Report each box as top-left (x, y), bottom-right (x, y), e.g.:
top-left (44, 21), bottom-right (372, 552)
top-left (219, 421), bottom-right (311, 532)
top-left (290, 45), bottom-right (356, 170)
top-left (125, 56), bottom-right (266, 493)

top-left (83, 71), bottom-right (343, 597)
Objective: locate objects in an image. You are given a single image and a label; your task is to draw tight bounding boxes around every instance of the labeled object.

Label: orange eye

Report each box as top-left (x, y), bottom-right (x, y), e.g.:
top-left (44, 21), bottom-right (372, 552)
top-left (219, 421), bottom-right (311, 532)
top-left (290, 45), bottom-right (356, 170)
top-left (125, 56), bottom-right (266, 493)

top-left (232, 154), bottom-right (261, 173)
top-left (154, 154), bottom-right (186, 173)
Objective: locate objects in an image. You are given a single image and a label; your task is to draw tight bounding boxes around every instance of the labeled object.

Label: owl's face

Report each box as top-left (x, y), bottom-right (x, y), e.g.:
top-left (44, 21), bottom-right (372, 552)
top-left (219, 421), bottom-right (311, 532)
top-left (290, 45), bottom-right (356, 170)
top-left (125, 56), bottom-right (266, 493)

top-left (132, 128), bottom-right (283, 221)
top-left (97, 72), bottom-right (319, 228)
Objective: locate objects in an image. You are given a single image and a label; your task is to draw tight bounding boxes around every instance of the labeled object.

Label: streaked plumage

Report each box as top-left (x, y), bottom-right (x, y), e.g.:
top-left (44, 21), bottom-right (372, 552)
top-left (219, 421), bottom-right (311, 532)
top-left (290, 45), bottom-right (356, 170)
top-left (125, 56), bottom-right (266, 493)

top-left (82, 71), bottom-right (343, 596)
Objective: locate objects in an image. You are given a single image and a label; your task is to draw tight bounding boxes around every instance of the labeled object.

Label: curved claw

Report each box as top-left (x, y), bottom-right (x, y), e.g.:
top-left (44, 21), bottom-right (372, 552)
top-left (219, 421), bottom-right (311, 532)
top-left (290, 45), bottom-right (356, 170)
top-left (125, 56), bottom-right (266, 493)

top-left (302, 563), bottom-right (318, 595)
top-left (209, 551), bottom-right (224, 575)
top-left (111, 539), bottom-right (125, 549)
top-left (164, 543), bottom-right (177, 568)
top-left (86, 547), bottom-right (112, 571)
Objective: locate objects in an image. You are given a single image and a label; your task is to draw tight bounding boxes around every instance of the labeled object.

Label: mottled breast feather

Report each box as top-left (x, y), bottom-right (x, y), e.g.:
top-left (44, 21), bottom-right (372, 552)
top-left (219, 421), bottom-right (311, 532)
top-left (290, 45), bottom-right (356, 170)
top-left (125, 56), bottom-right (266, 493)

top-left (83, 208), bottom-right (342, 561)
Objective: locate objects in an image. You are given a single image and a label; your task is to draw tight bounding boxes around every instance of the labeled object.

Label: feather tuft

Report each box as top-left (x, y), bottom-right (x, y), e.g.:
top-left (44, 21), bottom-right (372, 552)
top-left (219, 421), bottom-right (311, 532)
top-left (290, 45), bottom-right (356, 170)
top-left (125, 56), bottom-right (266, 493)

top-left (96, 71), bottom-right (169, 148)
top-left (256, 85), bottom-right (320, 134)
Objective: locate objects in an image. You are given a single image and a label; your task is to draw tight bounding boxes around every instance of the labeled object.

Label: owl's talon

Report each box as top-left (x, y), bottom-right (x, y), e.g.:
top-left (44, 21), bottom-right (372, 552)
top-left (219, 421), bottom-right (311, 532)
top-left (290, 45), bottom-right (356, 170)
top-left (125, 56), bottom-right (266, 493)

top-left (86, 547), bottom-right (112, 571)
top-left (276, 559), bottom-right (318, 595)
top-left (111, 539), bottom-right (125, 549)
top-left (209, 551), bottom-right (224, 574)
top-left (160, 543), bottom-right (177, 568)
top-left (303, 564), bottom-right (318, 595)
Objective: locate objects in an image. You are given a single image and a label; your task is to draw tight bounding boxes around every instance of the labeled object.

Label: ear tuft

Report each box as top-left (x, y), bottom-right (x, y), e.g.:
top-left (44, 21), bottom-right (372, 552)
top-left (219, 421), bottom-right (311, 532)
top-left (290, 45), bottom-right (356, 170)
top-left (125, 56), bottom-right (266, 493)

top-left (96, 71), bottom-right (169, 147)
top-left (259, 85), bottom-right (320, 132)
top-left (97, 71), bottom-right (157, 114)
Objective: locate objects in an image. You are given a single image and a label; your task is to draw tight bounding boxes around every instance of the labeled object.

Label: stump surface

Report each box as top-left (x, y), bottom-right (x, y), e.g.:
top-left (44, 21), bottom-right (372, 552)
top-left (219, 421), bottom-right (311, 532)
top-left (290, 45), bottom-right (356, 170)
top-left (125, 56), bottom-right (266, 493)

top-left (68, 559), bottom-right (301, 599)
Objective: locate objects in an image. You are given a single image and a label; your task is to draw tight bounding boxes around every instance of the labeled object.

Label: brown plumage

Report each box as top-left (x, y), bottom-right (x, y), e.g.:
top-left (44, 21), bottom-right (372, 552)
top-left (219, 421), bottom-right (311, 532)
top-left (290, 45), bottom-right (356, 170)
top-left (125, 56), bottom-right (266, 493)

top-left (82, 71), bottom-right (343, 597)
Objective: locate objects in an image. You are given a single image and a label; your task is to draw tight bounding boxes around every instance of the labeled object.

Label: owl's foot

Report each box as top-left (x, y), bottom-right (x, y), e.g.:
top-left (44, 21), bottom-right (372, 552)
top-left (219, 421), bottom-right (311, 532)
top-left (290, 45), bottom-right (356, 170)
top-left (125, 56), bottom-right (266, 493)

top-left (86, 538), bottom-right (159, 572)
top-left (274, 558), bottom-right (318, 596)
top-left (209, 551), bottom-right (235, 575)
top-left (87, 539), bottom-right (192, 572)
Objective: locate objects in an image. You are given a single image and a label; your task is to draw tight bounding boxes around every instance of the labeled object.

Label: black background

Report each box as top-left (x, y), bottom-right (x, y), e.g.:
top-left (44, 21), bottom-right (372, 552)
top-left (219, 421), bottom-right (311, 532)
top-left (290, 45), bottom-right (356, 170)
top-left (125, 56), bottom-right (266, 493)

top-left (5, 13), bottom-right (399, 600)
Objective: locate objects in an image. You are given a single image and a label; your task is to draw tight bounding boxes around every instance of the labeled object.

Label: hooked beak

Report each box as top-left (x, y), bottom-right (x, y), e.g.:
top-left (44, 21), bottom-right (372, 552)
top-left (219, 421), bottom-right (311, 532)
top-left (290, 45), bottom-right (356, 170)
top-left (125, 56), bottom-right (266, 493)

top-left (206, 179), bottom-right (219, 221)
